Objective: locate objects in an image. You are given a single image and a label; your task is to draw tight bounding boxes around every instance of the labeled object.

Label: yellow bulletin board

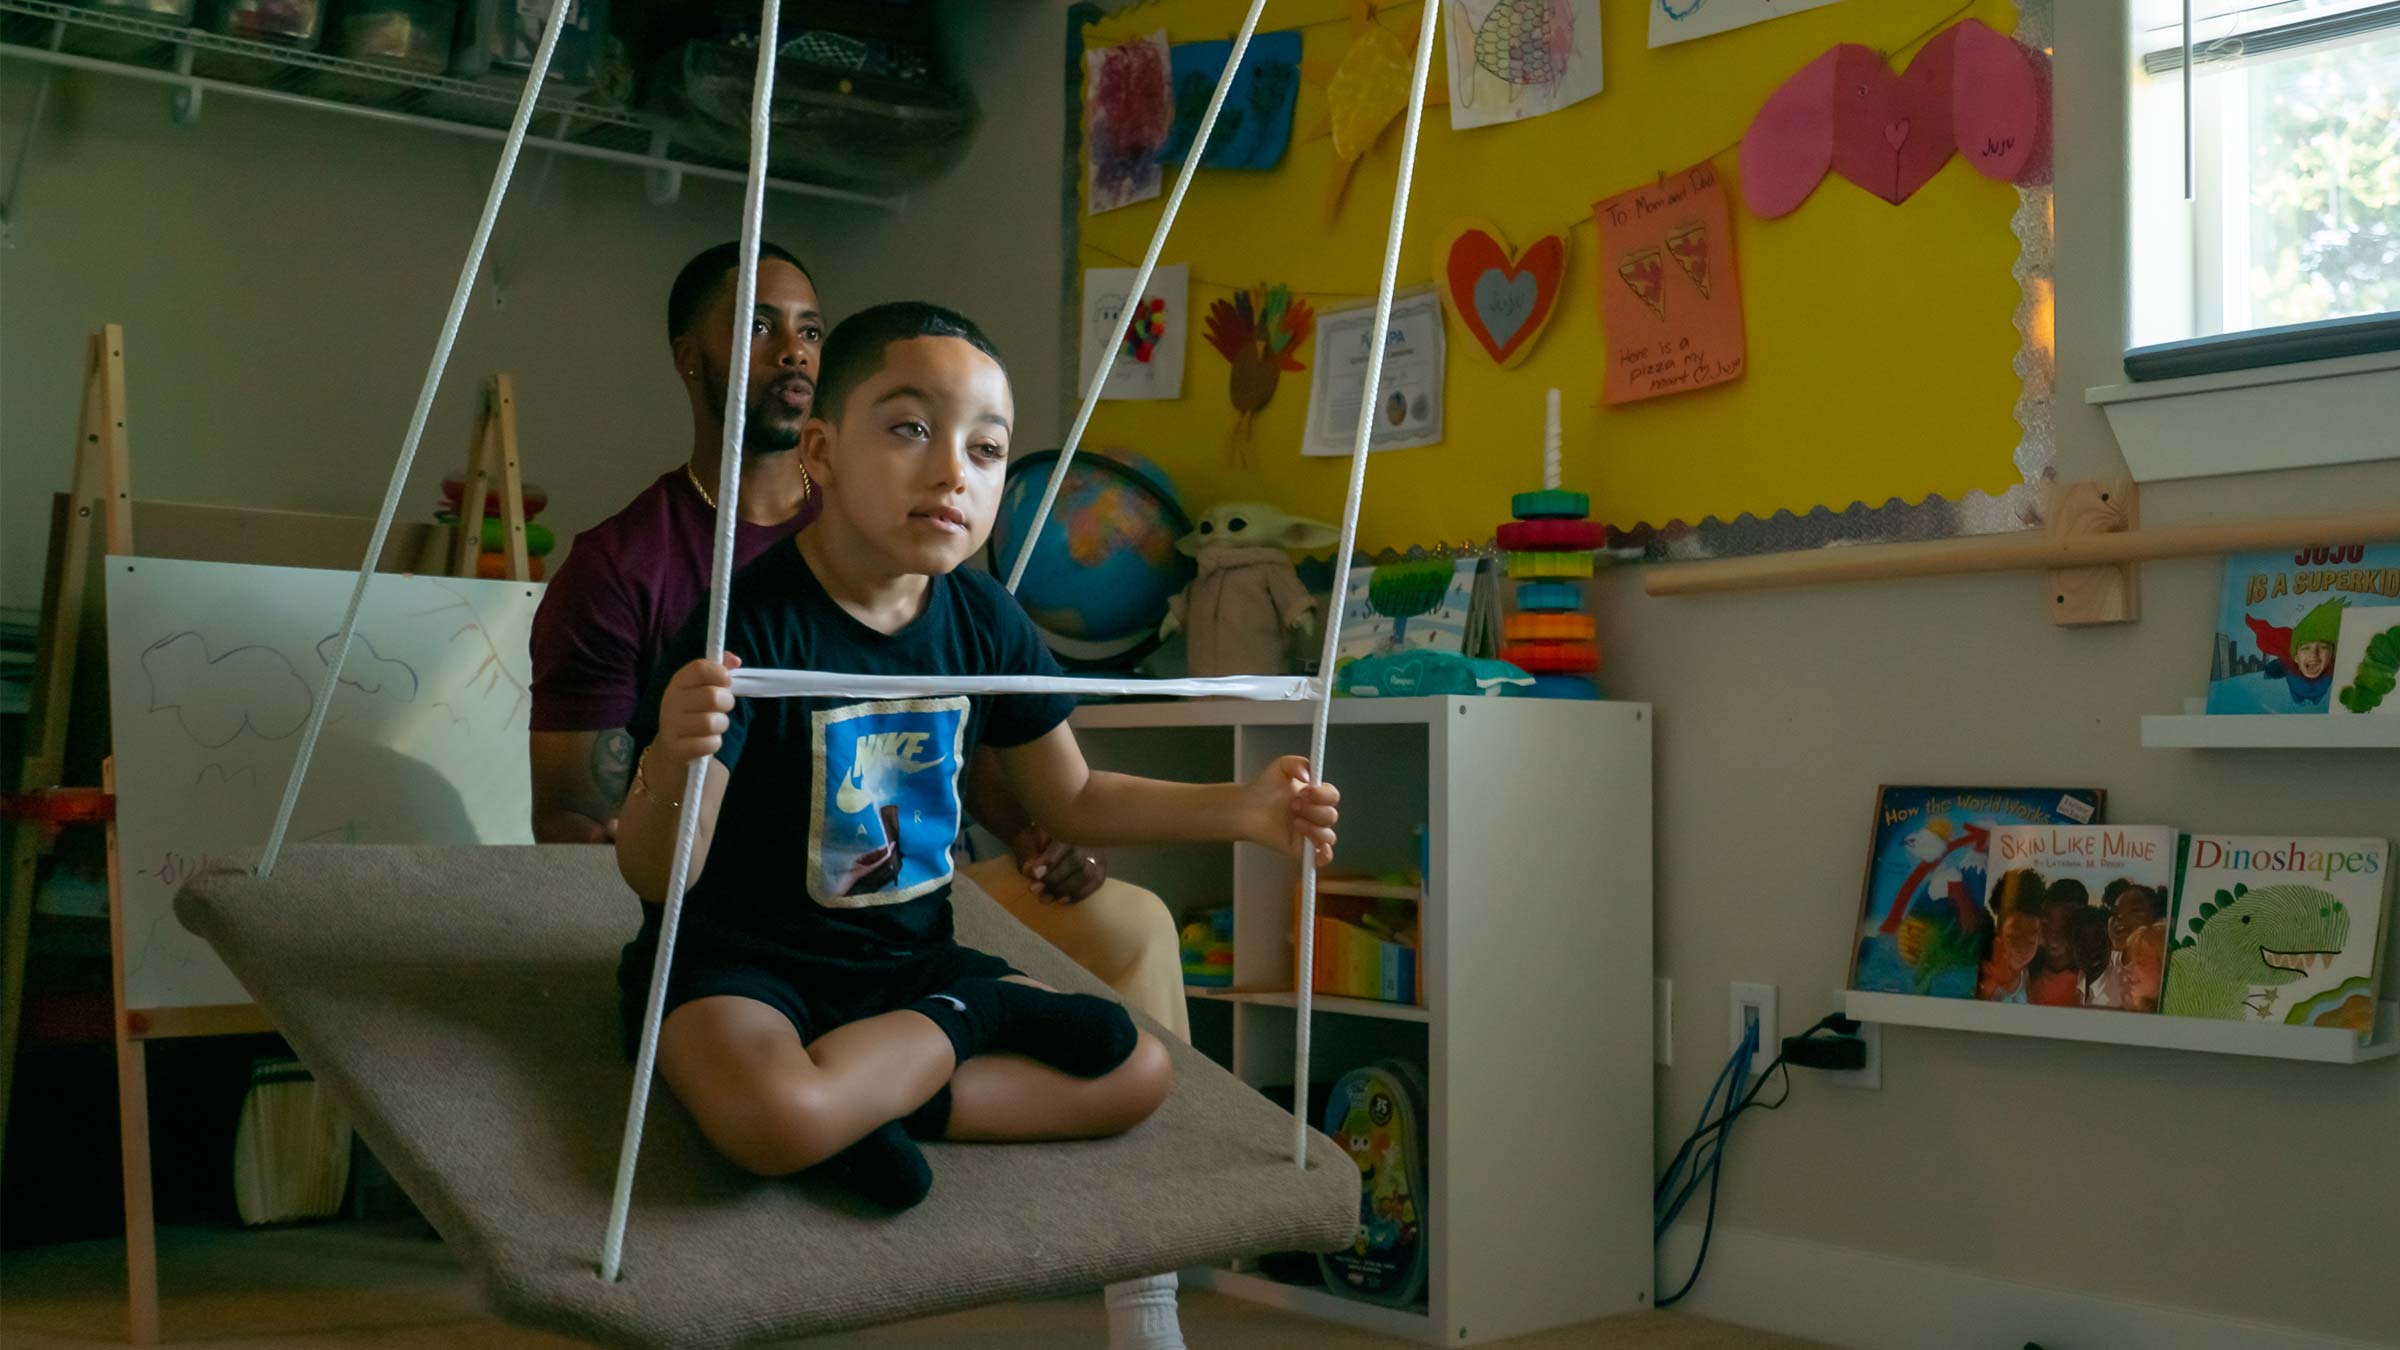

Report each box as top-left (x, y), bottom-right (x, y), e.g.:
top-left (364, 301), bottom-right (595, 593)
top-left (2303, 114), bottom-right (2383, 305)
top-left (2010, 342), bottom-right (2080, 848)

top-left (1068, 0), bottom-right (2052, 556)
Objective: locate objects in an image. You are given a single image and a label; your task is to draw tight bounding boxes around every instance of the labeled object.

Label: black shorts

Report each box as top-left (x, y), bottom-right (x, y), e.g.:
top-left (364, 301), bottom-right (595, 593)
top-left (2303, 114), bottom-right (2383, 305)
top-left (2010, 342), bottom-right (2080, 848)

top-left (616, 914), bottom-right (1019, 1057)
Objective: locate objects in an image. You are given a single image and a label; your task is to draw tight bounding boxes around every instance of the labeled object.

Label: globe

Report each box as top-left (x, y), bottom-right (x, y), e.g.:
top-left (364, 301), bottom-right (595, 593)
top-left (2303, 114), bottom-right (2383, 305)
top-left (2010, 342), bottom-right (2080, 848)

top-left (989, 448), bottom-right (1195, 668)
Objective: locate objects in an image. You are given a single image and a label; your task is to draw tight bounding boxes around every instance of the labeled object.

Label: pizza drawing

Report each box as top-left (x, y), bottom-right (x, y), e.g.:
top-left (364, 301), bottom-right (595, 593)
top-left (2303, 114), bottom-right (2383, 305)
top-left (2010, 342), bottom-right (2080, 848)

top-left (1617, 248), bottom-right (1667, 319)
top-left (1664, 222), bottom-right (1711, 299)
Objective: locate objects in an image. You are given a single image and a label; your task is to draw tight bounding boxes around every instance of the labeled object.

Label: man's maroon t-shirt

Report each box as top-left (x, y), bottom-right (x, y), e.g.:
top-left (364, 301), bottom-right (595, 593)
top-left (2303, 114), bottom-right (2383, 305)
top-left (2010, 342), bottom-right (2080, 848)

top-left (530, 469), bottom-right (819, 732)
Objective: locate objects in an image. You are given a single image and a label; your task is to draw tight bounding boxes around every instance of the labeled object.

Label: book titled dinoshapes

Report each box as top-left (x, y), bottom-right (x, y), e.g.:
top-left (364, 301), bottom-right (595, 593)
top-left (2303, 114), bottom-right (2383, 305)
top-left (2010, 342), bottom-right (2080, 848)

top-left (1848, 787), bottom-right (2105, 1000)
top-left (2164, 836), bottom-right (2393, 1031)
top-left (1978, 825), bottom-right (2179, 1012)
top-left (2203, 544), bottom-right (2400, 715)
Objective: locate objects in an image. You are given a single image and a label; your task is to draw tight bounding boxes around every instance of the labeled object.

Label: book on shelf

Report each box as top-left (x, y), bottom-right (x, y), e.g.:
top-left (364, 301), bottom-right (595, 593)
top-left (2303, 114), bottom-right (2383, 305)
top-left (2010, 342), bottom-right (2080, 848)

top-left (1334, 557), bottom-right (1496, 671)
top-left (1979, 825), bottom-right (2178, 1012)
top-left (1849, 787), bottom-right (2105, 1000)
top-left (2164, 835), bottom-right (2392, 1030)
top-left (2203, 544), bottom-right (2400, 716)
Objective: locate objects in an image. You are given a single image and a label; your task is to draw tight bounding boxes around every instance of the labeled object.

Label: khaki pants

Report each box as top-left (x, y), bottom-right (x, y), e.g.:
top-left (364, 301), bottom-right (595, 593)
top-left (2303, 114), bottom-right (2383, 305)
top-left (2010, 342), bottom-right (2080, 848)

top-left (960, 856), bottom-right (1191, 1043)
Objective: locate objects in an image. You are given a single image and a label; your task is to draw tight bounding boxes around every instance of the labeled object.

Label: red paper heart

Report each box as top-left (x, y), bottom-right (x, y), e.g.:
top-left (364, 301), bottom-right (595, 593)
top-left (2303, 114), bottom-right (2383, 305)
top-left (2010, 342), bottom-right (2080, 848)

top-left (1438, 225), bottom-right (1566, 368)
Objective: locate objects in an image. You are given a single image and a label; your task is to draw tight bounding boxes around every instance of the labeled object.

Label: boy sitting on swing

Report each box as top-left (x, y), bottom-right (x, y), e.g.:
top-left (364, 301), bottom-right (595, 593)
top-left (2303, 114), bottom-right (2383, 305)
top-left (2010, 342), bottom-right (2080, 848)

top-left (616, 302), bottom-right (1340, 1209)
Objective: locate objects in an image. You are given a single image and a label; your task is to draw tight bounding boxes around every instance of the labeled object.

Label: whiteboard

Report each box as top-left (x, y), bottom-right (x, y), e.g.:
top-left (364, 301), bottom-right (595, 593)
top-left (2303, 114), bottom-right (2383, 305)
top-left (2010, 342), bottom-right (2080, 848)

top-left (105, 558), bottom-right (541, 1012)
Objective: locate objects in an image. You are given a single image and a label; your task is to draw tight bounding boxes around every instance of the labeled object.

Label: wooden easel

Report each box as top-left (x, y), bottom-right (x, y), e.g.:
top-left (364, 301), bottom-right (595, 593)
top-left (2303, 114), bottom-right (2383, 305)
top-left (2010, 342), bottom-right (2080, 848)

top-left (1, 330), bottom-right (510, 1345)
top-left (2, 325), bottom-right (133, 1184)
top-left (450, 373), bottom-right (533, 583)
top-left (0, 325), bottom-right (176, 1344)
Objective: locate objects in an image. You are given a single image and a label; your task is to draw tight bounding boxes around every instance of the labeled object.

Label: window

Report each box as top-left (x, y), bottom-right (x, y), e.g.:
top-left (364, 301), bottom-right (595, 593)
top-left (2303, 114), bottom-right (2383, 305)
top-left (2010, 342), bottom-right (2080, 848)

top-left (2127, 1), bottom-right (2400, 375)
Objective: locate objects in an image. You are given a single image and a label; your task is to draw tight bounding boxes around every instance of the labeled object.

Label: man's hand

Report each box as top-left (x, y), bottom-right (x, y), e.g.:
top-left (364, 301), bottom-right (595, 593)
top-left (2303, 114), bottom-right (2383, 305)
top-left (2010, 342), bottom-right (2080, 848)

top-left (1244, 754), bottom-right (1339, 865)
top-left (1010, 826), bottom-right (1106, 904)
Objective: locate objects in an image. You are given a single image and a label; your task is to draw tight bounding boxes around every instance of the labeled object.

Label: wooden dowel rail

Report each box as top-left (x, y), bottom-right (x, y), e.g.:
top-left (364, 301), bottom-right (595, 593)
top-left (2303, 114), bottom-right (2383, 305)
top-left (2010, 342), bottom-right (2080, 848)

top-left (1644, 506), bottom-right (2400, 598)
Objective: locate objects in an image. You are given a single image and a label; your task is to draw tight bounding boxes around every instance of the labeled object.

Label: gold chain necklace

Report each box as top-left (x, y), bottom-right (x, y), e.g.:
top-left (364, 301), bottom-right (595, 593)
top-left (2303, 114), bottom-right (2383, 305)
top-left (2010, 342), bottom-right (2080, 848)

top-left (686, 460), bottom-right (812, 513)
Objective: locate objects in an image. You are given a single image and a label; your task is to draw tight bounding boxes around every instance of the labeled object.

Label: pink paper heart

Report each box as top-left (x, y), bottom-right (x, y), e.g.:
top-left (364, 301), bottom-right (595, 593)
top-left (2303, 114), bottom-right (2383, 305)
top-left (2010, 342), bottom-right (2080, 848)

top-left (1739, 19), bottom-right (2048, 218)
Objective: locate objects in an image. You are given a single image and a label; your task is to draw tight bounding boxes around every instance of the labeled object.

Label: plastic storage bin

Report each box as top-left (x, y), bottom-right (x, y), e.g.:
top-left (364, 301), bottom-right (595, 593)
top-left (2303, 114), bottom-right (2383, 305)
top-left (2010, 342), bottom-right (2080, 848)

top-left (209, 0), bottom-right (326, 47)
top-left (450, 0), bottom-right (607, 87)
top-left (68, 0), bottom-right (199, 60)
top-left (651, 36), bottom-right (977, 190)
top-left (333, 0), bottom-right (455, 74)
top-left (76, 0), bottom-right (200, 22)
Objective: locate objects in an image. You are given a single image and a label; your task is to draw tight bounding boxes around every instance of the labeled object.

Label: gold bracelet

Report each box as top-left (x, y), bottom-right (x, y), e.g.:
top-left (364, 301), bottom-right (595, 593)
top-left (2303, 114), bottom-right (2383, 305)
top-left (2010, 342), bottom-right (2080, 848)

top-left (633, 747), bottom-right (683, 810)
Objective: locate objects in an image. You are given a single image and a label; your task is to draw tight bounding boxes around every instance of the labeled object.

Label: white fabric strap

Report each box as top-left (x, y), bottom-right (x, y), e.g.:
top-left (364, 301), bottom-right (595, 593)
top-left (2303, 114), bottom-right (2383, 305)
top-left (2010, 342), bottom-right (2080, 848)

top-left (730, 670), bottom-right (1320, 702)
top-left (601, 0), bottom-right (783, 1284)
top-left (1292, 5), bottom-right (1444, 1168)
top-left (256, 0), bottom-right (575, 878)
top-left (1004, 0), bottom-right (1270, 593)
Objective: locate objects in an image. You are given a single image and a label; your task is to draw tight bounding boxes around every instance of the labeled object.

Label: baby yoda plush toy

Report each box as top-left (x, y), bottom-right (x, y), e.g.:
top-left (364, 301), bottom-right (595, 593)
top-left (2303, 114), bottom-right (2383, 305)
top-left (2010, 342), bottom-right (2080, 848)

top-left (1162, 502), bottom-right (1339, 677)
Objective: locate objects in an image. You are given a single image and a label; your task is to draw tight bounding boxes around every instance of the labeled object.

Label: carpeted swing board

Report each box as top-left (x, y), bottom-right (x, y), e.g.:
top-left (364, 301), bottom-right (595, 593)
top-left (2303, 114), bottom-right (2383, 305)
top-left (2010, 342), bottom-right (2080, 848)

top-left (176, 844), bottom-right (1356, 1349)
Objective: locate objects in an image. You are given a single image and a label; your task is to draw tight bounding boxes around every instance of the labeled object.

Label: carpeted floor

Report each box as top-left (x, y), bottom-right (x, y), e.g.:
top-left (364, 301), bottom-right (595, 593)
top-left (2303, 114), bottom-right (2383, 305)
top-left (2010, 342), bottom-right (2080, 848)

top-left (0, 1225), bottom-right (1838, 1348)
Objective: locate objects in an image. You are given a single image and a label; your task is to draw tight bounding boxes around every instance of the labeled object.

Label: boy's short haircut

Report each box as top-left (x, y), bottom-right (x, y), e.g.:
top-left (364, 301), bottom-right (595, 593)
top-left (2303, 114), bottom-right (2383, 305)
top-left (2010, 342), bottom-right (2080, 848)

top-left (814, 302), bottom-right (1007, 424)
top-left (667, 240), bottom-right (812, 343)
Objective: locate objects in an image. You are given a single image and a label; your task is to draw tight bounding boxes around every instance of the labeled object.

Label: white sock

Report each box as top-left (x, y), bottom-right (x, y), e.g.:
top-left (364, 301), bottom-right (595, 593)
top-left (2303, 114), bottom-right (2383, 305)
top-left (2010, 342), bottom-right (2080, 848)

top-left (1104, 1272), bottom-right (1184, 1350)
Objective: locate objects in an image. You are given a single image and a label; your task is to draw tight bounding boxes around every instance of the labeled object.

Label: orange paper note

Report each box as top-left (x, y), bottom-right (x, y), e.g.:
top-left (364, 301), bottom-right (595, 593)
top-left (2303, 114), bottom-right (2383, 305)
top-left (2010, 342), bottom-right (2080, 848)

top-left (1594, 162), bottom-right (1746, 404)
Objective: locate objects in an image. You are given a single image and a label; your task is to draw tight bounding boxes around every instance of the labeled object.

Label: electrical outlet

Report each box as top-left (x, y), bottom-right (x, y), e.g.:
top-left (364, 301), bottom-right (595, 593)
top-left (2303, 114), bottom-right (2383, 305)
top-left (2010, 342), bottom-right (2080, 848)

top-left (1826, 990), bottom-right (1881, 1089)
top-left (1654, 977), bottom-right (1673, 1066)
top-left (1728, 981), bottom-right (1776, 1079)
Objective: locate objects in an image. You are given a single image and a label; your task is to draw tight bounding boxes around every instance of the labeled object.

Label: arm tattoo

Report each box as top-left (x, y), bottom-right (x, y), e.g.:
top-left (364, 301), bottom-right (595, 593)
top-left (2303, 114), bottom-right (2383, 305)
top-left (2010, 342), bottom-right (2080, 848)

top-left (590, 729), bottom-right (635, 813)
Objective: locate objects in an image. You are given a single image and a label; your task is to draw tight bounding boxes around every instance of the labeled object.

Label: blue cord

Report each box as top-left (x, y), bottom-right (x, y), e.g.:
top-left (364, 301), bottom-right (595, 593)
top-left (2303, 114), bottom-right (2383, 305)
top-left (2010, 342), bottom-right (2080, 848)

top-left (1655, 1022), bottom-right (1755, 1239)
top-left (1654, 1014), bottom-right (1845, 1306)
top-left (1653, 1026), bottom-right (1742, 1210)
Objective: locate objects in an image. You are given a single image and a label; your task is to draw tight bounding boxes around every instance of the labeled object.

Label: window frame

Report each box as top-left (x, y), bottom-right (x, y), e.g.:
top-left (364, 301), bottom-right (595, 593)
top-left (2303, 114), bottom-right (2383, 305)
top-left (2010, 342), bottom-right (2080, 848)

top-left (2125, 1), bottom-right (2400, 381)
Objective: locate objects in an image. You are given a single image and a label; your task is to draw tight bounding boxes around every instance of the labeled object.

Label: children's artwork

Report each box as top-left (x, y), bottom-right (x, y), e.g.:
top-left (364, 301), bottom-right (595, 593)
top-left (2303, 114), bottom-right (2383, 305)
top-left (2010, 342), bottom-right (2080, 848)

top-left (1204, 283), bottom-right (1315, 453)
top-left (1079, 265), bottom-right (1189, 401)
top-left (2166, 836), bottom-right (2393, 1029)
top-left (2203, 544), bottom-right (2400, 715)
top-left (1160, 30), bottom-right (1304, 169)
top-left (1442, 0), bottom-right (1604, 131)
top-left (1740, 19), bottom-right (2048, 219)
top-left (1648, 0), bottom-right (1843, 48)
top-left (1435, 221), bottom-right (1566, 368)
top-left (1849, 787), bottom-right (2104, 1001)
top-left (1336, 558), bottom-right (1480, 670)
top-left (1085, 30), bottom-right (1174, 213)
top-left (1979, 826), bottom-right (2178, 1012)
top-left (104, 559), bottom-right (539, 1012)
top-left (2333, 605), bottom-right (2400, 715)
top-left (1301, 1), bottom-right (1447, 216)
top-left (1303, 286), bottom-right (1446, 456)
top-left (1594, 161), bottom-right (1746, 404)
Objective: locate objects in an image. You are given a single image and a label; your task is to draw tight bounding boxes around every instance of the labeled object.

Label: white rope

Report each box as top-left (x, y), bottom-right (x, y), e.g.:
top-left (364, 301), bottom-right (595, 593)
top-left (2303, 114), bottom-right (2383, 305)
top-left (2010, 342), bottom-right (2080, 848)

top-left (1003, 0), bottom-right (1269, 593)
top-left (1292, 3), bottom-right (1443, 1168)
top-left (601, 0), bottom-right (782, 1283)
top-left (732, 670), bottom-right (1320, 702)
top-left (255, 0), bottom-right (575, 878)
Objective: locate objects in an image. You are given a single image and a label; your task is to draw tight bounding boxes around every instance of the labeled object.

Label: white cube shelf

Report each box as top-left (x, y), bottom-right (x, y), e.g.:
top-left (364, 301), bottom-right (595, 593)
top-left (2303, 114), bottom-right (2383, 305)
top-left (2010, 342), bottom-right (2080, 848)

top-left (1071, 696), bottom-right (1655, 1345)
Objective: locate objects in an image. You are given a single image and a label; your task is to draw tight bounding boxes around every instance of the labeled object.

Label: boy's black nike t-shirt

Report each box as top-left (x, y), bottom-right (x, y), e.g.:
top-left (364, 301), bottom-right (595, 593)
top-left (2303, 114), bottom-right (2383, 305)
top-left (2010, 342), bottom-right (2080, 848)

top-left (628, 542), bottom-right (1075, 967)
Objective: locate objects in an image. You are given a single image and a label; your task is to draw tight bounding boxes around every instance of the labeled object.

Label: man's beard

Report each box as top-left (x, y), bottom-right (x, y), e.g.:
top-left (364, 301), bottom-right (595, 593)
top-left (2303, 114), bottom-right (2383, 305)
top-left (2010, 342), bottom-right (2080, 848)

top-left (704, 354), bottom-right (805, 456)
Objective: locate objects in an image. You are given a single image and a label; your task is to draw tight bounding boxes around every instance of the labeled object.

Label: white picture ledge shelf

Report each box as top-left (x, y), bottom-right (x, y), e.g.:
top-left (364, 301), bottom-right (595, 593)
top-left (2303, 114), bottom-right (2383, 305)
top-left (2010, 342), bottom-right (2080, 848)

top-left (2141, 714), bottom-right (2400, 749)
top-left (1844, 991), bottom-right (2399, 1064)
